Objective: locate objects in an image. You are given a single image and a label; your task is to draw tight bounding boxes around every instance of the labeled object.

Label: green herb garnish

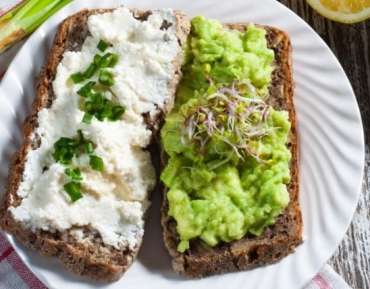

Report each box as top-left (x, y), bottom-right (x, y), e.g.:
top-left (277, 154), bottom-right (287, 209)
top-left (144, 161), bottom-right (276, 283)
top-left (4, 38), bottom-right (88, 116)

top-left (52, 137), bottom-right (78, 165)
top-left (99, 52), bottom-right (119, 68)
top-left (82, 112), bottom-right (93, 124)
top-left (90, 155), bottom-right (104, 171)
top-left (55, 39), bottom-right (122, 203)
top-left (64, 181), bottom-right (82, 202)
top-left (53, 130), bottom-right (97, 164)
top-left (69, 41), bottom-right (123, 122)
top-left (84, 140), bottom-right (94, 154)
top-left (94, 54), bottom-right (102, 65)
top-left (110, 105), bottom-right (125, 121)
top-left (97, 40), bottom-right (109, 52)
top-left (70, 72), bottom-right (84, 84)
top-left (69, 44), bottom-right (118, 83)
top-left (77, 81), bottom-right (96, 98)
top-left (65, 168), bottom-right (82, 181)
top-left (99, 70), bottom-right (115, 86)
top-left (53, 131), bottom-right (105, 202)
top-left (83, 63), bottom-right (98, 79)
top-left (78, 83), bottom-right (125, 122)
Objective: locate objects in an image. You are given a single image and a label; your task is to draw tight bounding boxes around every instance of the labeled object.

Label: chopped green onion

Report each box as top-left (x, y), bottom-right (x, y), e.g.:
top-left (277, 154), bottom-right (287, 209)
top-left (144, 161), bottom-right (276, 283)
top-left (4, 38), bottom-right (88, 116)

top-left (53, 130), bottom-right (105, 202)
top-left (52, 137), bottom-right (77, 164)
top-left (65, 168), bottom-right (82, 181)
top-left (69, 47), bottom-right (122, 123)
top-left (90, 155), bottom-right (104, 171)
top-left (83, 63), bottom-right (98, 78)
top-left (64, 181), bottom-right (82, 202)
top-left (100, 52), bottom-right (119, 68)
top-left (93, 54), bottom-right (102, 65)
top-left (109, 105), bottom-right (125, 120)
top-left (90, 92), bottom-right (105, 106)
top-left (77, 81), bottom-right (96, 97)
top-left (79, 85), bottom-right (125, 122)
top-left (84, 140), bottom-right (94, 154)
top-left (82, 112), bottom-right (93, 124)
top-left (99, 70), bottom-right (115, 86)
top-left (97, 40), bottom-right (109, 52)
top-left (70, 72), bottom-right (84, 84)
top-left (53, 130), bottom-right (97, 164)
top-left (95, 109), bottom-right (106, 121)
top-left (84, 101), bottom-right (94, 112)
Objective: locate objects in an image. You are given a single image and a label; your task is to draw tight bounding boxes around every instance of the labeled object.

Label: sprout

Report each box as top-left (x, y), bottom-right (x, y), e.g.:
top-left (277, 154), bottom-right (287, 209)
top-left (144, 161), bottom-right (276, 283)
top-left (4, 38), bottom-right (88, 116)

top-left (182, 82), bottom-right (275, 163)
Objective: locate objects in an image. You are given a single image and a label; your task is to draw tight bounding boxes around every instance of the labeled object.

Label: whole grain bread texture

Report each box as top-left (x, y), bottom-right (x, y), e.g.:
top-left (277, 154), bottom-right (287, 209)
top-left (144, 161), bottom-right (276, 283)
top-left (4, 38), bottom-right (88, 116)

top-left (0, 9), bottom-right (190, 281)
top-left (160, 24), bottom-right (302, 278)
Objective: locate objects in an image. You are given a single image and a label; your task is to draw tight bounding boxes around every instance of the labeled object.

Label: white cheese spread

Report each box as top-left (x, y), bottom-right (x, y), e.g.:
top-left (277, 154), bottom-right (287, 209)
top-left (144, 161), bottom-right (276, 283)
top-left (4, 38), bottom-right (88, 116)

top-left (10, 7), bottom-right (180, 249)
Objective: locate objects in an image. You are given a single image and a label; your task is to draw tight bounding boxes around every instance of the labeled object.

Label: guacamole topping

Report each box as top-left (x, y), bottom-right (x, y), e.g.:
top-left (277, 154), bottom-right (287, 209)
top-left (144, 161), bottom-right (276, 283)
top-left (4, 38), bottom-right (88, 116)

top-left (161, 16), bottom-right (292, 252)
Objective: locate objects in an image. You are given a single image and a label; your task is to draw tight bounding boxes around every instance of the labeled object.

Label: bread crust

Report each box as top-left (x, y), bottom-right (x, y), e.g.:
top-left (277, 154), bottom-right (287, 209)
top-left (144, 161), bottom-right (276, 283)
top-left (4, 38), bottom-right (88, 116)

top-left (0, 8), bottom-right (190, 281)
top-left (160, 24), bottom-right (302, 277)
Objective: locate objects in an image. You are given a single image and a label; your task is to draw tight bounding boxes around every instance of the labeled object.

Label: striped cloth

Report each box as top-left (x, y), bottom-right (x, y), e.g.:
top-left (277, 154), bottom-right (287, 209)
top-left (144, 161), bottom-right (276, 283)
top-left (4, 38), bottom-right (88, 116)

top-left (0, 1), bottom-right (353, 288)
top-left (0, 234), bottom-right (47, 289)
top-left (0, 232), bottom-right (351, 289)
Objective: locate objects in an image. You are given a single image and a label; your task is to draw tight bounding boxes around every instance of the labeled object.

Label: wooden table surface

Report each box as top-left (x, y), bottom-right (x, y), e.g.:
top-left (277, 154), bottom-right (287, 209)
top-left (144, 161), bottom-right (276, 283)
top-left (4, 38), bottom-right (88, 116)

top-left (278, 1), bottom-right (370, 288)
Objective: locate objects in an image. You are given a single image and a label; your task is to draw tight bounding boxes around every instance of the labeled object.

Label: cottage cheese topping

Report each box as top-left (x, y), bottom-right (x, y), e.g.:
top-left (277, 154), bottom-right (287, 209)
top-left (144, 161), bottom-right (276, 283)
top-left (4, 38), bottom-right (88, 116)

top-left (10, 7), bottom-right (180, 249)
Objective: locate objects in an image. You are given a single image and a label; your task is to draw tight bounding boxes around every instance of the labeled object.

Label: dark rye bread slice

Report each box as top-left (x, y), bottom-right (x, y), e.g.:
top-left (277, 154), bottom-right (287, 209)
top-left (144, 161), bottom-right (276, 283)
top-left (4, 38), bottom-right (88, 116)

top-left (160, 24), bottom-right (302, 277)
top-left (0, 9), bottom-right (189, 281)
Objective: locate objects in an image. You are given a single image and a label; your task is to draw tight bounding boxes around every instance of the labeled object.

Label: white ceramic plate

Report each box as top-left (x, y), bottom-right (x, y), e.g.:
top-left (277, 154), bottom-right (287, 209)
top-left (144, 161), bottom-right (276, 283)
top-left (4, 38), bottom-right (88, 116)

top-left (0, 0), bottom-right (364, 288)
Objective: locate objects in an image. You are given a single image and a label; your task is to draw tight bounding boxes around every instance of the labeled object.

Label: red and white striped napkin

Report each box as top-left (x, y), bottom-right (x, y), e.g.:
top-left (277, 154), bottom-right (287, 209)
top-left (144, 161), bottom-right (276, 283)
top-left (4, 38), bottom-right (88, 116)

top-left (0, 232), bottom-right (351, 289)
top-left (0, 1), bottom-right (353, 288)
top-left (0, 233), bottom-right (47, 289)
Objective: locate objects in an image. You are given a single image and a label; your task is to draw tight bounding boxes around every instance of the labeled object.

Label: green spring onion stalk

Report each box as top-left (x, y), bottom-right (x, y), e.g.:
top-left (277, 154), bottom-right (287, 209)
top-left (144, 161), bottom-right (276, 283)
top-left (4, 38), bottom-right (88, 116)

top-left (0, 0), bottom-right (72, 53)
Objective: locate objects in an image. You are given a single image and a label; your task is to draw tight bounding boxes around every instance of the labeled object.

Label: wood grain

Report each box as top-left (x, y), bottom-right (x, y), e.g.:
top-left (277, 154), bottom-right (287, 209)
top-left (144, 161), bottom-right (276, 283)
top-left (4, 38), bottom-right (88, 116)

top-left (329, 150), bottom-right (370, 289)
top-left (278, 1), bottom-right (370, 288)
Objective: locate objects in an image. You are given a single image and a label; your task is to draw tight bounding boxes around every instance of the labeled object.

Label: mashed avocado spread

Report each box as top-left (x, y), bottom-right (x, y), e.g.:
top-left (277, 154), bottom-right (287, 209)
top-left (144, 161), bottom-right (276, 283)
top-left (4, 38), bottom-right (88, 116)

top-left (161, 16), bottom-right (292, 252)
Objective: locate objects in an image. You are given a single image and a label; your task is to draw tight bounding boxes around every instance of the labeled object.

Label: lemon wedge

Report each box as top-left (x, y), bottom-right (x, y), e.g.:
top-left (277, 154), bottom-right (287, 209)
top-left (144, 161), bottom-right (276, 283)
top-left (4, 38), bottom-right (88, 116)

top-left (306, 0), bottom-right (370, 23)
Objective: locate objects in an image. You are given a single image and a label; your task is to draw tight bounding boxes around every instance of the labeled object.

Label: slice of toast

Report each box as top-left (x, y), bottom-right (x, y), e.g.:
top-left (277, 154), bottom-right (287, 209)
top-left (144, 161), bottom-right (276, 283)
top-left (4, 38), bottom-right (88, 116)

top-left (160, 24), bottom-right (302, 277)
top-left (0, 9), bottom-right (189, 281)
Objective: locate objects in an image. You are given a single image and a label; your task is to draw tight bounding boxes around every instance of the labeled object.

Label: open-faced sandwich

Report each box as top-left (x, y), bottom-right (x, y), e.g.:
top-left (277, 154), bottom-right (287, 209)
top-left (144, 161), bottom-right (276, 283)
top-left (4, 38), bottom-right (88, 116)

top-left (0, 7), bottom-right (190, 281)
top-left (160, 17), bottom-right (301, 277)
top-left (0, 6), bottom-right (301, 282)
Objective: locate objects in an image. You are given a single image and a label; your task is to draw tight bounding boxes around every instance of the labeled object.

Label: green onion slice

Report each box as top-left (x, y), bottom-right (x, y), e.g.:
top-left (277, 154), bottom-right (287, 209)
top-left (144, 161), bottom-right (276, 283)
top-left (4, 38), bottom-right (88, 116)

top-left (99, 70), bottom-right (115, 86)
top-left (109, 105), bottom-right (125, 121)
top-left (65, 168), bottom-right (82, 181)
top-left (70, 72), bottom-right (84, 84)
top-left (97, 40), bottom-right (109, 52)
top-left (77, 81), bottom-right (96, 97)
top-left (82, 112), bottom-right (93, 124)
top-left (100, 52), bottom-right (119, 68)
top-left (90, 155), bottom-right (104, 171)
top-left (64, 181), bottom-right (82, 202)
top-left (83, 63), bottom-right (98, 78)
